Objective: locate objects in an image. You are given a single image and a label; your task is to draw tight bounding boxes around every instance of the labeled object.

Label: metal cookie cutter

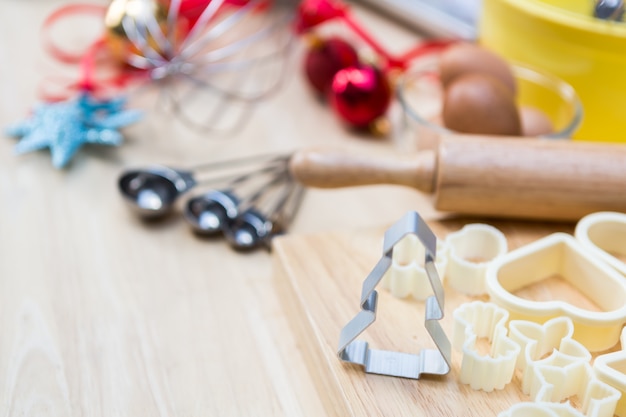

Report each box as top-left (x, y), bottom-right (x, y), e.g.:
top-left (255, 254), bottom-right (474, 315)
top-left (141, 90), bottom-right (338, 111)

top-left (452, 301), bottom-right (520, 391)
top-left (337, 211), bottom-right (452, 379)
top-left (445, 224), bottom-right (508, 296)
top-left (575, 211), bottom-right (626, 276)
top-left (594, 327), bottom-right (626, 417)
top-left (486, 233), bottom-right (626, 352)
top-left (380, 234), bottom-right (449, 300)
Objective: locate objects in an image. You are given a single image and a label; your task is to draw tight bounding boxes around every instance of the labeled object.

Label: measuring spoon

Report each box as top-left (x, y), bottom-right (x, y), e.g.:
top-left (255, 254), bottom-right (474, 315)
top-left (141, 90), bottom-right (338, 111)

top-left (224, 179), bottom-right (305, 250)
top-left (184, 190), bottom-right (239, 235)
top-left (118, 166), bottom-right (196, 218)
top-left (118, 153), bottom-right (288, 219)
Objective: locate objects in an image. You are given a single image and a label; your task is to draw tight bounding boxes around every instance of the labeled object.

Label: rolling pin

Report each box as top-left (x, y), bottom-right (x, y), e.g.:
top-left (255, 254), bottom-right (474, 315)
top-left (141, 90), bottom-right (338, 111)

top-left (289, 135), bottom-right (626, 221)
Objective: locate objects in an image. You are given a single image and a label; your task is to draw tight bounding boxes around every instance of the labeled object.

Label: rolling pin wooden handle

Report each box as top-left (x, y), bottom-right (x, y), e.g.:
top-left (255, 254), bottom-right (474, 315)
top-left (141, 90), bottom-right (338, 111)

top-left (289, 148), bottom-right (437, 193)
top-left (289, 135), bottom-right (626, 221)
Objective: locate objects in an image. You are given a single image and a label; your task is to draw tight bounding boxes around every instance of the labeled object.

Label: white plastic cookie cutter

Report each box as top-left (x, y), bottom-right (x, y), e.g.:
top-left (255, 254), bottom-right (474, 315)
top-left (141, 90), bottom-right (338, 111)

top-left (529, 352), bottom-right (619, 417)
top-left (508, 317), bottom-right (619, 417)
top-left (486, 232), bottom-right (626, 352)
top-left (575, 211), bottom-right (626, 276)
top-left (594, 327), bottom-right (626, 417)
top-left (380, 233), bottom-right (449, 300)
top-left (452, 301), bottom-right (520, 391)
top-left (496, 316), bottom-right (620, 417)
top-left (445, 223), bottom-right (508, 295)
top-left (508, 317), bottom-right (591, 395)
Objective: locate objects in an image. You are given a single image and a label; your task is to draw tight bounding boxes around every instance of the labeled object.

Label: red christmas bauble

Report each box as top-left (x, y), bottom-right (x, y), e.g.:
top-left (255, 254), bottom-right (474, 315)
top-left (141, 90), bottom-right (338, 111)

top-left (329, 65), bottom-right (391, 128)
top-left (304, 37), bottom-right (359, 95)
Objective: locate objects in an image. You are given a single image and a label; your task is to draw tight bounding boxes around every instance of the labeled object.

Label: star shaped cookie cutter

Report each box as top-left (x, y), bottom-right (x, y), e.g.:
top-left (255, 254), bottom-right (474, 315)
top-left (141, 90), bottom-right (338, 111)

top-left (337, 211), bottom-right (451, 379)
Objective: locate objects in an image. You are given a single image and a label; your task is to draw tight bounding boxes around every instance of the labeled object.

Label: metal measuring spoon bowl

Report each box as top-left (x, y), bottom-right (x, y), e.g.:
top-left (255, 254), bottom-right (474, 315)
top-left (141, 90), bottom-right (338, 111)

top-left (223, 209), bottom-right (274, 251)
top-left (184, 190), bottom-right (239, 235)
top-left (118, 166), bottom-right (196, 219)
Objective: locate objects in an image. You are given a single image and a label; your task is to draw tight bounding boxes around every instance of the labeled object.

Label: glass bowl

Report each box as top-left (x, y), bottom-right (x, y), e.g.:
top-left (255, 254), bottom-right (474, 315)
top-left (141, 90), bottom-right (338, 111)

top-left (395, 60), bottom-right (583, 151)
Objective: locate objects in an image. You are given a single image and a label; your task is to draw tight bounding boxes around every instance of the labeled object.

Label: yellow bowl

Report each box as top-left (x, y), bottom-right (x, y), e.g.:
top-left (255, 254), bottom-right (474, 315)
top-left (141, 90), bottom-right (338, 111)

top-left (480, 0), bottom-right (626, 142)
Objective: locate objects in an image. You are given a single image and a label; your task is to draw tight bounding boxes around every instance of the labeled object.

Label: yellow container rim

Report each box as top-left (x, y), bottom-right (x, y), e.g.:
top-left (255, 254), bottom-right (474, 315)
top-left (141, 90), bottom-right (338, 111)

top-left (491, 0), bottom-right (626, 50)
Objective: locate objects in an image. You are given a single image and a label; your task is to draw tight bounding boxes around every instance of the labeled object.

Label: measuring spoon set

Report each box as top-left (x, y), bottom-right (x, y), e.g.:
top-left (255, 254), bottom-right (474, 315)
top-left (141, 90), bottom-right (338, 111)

top-left (118, 153), bottom-right (304, 251)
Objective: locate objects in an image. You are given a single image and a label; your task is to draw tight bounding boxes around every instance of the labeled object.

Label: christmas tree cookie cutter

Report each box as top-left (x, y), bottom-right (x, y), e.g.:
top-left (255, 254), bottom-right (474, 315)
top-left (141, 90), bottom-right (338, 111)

top-left (337, 211), bottom-right (452, 379)
top-left (485, 233), bottom-right (626, 352)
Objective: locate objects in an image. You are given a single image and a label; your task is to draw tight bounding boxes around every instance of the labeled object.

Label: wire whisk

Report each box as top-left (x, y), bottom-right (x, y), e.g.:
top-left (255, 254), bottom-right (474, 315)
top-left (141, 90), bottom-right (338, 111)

top-left (109, 0), bottom-right (296, 132)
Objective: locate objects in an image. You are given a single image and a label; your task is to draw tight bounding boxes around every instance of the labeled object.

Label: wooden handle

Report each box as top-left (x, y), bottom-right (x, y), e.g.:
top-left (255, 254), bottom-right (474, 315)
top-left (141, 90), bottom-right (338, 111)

top-left (435, 135), bottom-right (626, 220)
top-left (288, 148), bottom-right (437, 193)
top-left (290, 135), bottom-right (626, 221)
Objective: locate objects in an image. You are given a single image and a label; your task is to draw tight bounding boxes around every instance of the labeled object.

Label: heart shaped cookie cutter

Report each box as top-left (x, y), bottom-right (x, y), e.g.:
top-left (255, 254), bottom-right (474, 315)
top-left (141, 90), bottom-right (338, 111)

top-left (575, 211), bottom-right (626, 276)
top-left (486, 233), bottom-right (626, 352)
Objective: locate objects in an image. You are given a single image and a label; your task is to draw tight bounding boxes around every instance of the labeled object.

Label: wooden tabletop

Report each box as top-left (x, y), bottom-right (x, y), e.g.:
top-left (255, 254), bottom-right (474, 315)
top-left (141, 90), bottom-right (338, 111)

top-left (0, 2), bottom-right (438, 415)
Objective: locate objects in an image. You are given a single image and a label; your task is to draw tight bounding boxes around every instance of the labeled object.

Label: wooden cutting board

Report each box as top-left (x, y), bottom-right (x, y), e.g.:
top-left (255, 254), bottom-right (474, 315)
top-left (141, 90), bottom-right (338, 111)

top-left (272, 216), bottom-right (595, 417)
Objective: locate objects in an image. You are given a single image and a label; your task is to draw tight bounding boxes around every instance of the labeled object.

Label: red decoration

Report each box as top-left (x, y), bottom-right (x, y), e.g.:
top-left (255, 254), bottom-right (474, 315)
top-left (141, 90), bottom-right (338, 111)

top-left (294, 0), bottom-right (346, 33)
top-left (296, 0), bottom-right (455, 133)
top-left (304, 37), bottom-right (359, 95)
top-left (329, 65), bottom-right (391, 128)
top-left (178, 0), bottom-right (263, 27)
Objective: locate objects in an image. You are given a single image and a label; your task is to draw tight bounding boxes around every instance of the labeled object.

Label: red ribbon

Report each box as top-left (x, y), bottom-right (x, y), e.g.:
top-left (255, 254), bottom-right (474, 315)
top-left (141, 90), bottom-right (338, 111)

top-left (40, 3), bottom-right (142, 101)
top-left (295, 0), bottom-right (456, 72)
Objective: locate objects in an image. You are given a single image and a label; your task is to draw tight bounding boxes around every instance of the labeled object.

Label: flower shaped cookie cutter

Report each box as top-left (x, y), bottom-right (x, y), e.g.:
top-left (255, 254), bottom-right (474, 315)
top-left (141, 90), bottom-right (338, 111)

top-left (486, 232), bottom-right (626, 352)
top-left (337, 211), bottom-right (451, 379)
top-left (445, 223), bottom-right (508, 296)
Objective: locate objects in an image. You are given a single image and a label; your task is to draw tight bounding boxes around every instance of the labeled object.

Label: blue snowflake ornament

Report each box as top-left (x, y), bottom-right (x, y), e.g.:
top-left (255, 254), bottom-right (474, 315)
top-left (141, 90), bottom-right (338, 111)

top-left (6, 92), bottom-right (142, 168)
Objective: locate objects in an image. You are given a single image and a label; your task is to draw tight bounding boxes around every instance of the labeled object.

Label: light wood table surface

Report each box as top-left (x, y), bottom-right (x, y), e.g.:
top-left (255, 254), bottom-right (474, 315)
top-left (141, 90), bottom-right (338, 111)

top-left (0, 2), bottom-right (436, 415)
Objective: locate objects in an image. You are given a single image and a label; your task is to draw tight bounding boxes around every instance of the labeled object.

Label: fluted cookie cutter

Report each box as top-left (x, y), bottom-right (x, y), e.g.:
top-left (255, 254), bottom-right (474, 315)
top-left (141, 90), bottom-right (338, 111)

top-left (445, 224), bottom-right (508, 295)
top-left (486, 233), bottom-right (626, 352)
top-left (575, 211), bottom-right (626, 276)
top-left (452, 301), bottom-right (520, 391)
top-left (337, 211), bottom-right (452, 379)
top-left (594, 327), bottom-right (626, 417)
top-left (380, 234), bottom-right (449, 300)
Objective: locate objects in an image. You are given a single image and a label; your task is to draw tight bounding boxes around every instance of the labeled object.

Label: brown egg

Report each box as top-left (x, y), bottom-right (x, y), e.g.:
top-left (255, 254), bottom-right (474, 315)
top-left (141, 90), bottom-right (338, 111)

top-left (442, 73), bottom-right (522, 136)
top-left (520, 106), bottom-right (554, 136)
top-left (439, 43), bottom-right (517, 94)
